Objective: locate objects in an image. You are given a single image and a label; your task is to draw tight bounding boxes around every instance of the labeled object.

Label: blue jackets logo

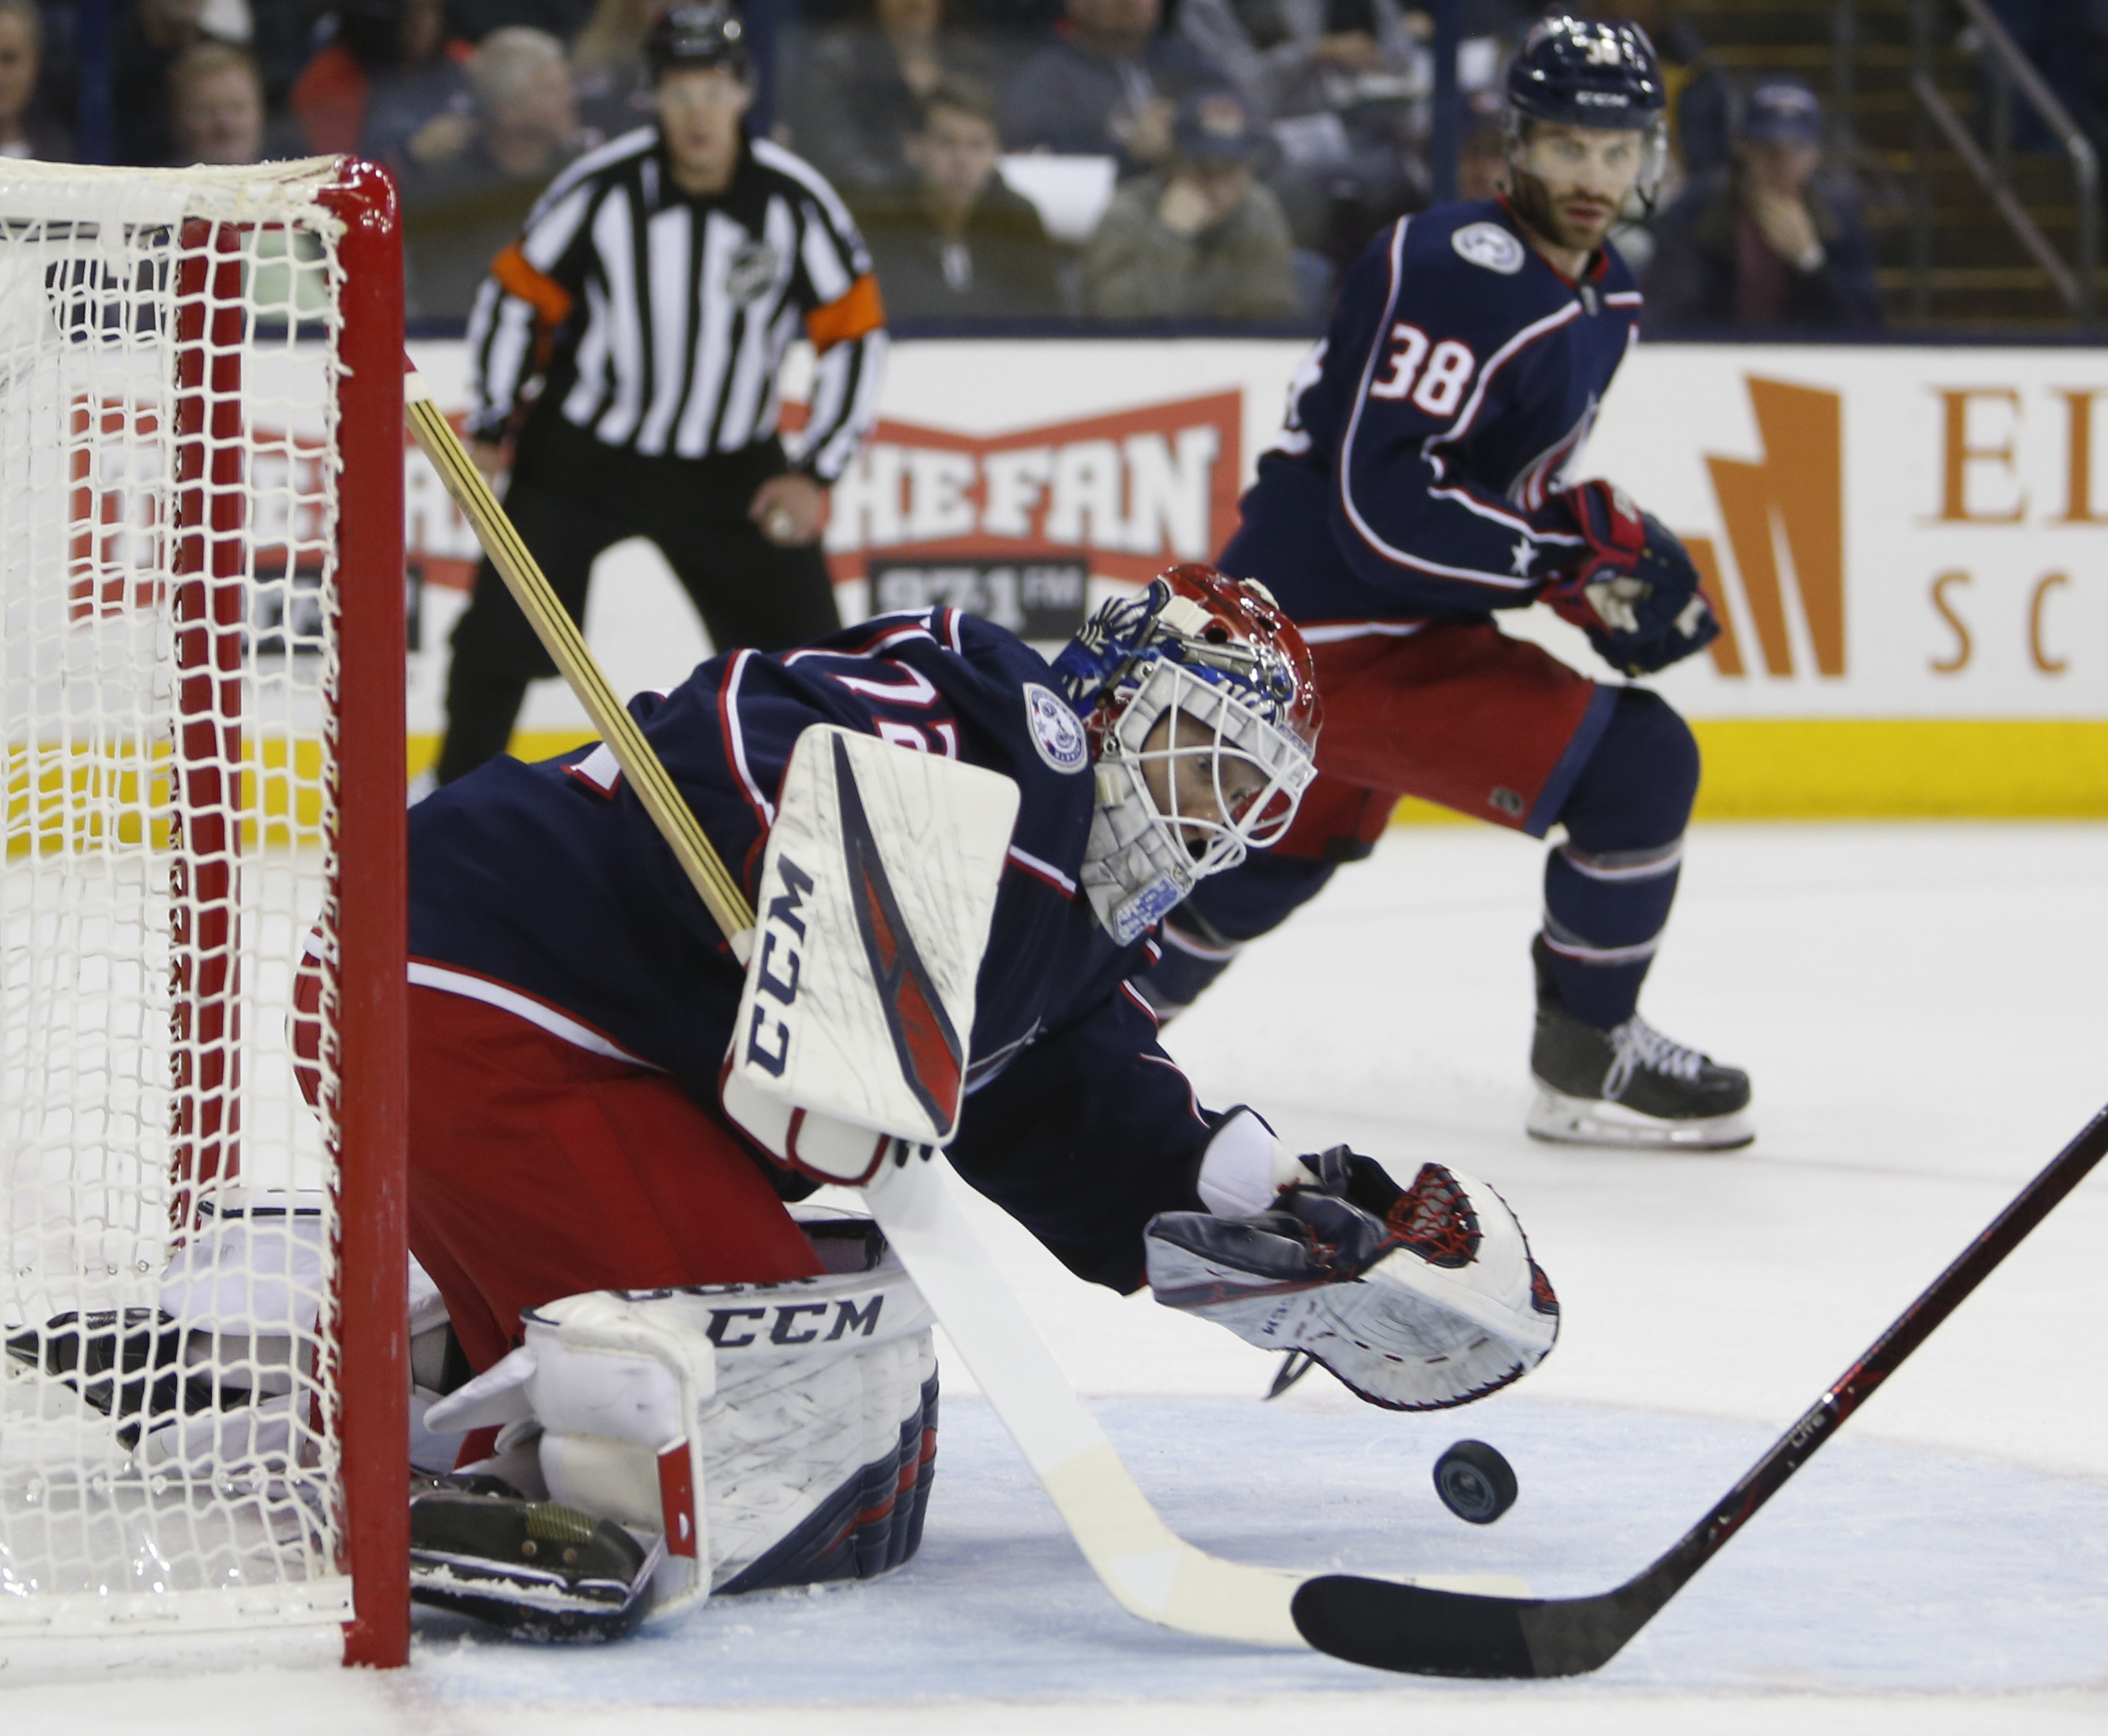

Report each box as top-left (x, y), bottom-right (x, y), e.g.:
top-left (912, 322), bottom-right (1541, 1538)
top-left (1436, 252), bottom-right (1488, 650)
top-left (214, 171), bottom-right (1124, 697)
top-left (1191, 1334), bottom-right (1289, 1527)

top-left (1453, 223), bottom-right (1525, 275)
top-left (1024, 682), bottom-right (1088, 773)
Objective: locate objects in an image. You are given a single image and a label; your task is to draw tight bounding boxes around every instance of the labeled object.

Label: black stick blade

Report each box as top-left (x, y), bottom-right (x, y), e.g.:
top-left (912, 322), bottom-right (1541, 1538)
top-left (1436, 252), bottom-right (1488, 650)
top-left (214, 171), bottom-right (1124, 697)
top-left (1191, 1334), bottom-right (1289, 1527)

top-left (1292, 1578), bottom-right (1537, 1677)
top-left (1291, 1576), bottom-right (1648, 1678)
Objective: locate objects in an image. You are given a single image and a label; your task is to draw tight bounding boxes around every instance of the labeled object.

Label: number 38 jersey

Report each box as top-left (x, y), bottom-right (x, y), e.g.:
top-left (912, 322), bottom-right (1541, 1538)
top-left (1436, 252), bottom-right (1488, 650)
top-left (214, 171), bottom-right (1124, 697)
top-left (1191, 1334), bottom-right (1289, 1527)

top-left (1221, 198), bottom-right (1643, 629)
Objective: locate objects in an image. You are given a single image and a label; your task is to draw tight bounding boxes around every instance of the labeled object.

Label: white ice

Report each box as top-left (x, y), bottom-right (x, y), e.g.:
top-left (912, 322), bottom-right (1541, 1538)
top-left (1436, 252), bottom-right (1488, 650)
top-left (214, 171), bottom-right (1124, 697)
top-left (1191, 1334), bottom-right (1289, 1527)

top-left (7, 821), bottom-right (2107, 1734)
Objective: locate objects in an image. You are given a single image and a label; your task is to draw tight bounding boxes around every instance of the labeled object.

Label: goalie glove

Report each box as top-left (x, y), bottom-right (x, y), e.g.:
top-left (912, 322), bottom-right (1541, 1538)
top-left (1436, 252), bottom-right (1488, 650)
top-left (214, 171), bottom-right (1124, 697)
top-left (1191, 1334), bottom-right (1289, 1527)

top-left (1144, 1148), bottom-right (1559, 1411)
top-left (1538, 479), bottom-right (1723, 677)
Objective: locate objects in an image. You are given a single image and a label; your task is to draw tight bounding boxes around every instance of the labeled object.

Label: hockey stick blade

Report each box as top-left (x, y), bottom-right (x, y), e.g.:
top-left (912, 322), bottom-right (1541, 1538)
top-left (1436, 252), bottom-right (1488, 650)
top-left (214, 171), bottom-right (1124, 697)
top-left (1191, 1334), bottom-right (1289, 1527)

top-left (1291, 1100), bottom-right (2108, 1678)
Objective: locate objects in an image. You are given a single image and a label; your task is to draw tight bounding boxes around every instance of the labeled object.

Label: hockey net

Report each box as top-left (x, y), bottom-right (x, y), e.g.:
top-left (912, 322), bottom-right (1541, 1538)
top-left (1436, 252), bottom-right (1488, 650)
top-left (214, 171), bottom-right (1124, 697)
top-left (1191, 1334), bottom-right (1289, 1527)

top-left (0, 158), bottom-right (406, 1671)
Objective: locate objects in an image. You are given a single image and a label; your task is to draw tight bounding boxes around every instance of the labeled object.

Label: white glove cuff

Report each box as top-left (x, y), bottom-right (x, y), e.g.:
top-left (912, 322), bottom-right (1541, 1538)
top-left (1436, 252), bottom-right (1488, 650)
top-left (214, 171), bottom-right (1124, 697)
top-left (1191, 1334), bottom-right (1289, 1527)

top-left (1195, 1107), bottom-right (1305, 1216)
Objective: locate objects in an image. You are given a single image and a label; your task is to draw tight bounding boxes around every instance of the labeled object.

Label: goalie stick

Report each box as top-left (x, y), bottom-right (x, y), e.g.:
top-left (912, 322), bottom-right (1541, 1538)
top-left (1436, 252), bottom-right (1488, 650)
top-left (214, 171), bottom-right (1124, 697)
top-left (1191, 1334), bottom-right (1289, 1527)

top-left (402, 368), bottom-right (1523, 1654)
top-left (1289, 1100), bottom-right (2108, 1678)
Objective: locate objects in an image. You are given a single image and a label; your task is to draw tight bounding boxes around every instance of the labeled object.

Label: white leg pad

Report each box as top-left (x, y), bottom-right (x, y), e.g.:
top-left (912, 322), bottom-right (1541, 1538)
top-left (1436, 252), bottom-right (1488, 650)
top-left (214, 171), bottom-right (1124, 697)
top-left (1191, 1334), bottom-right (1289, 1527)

top-left (424, 1216), bottom-right (938, 1616)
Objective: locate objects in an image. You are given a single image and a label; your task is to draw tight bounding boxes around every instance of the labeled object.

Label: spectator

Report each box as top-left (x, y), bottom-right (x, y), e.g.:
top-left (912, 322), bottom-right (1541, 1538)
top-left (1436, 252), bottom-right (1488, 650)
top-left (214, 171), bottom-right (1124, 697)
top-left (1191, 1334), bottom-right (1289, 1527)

top-left (860, 77), bottom-right (1063, 316)
top-left (115, 0), bottom-right (212, 165)
top-left (1612, 0), bottom-right (1728, 177)
top-left (399, 27), bottom-right (588, 319)
top-left (1456, 109), bottom-right (1506, 200)
top-left (291, 0), bottom-right (471, 163)
top-left (570, 0), bottom-right (677, 138)
top-left (243, 1), bottom-right (318, 109)
top-left (1001, 0), bottom-right (1230, 176)
top-left (449, 0), bottom-right (599, 39)
top-left (1180, 0), bottom-right (1427, 272)
top-left (1080, 89), bottom-right (1299, 318)
top-left (1642, 76), bottom-right (1883, 331)
top-left (169, 41), bottom-right (268, 165)
top-left (1177, 0), bottom-right (1423, 125)
top-left (0, 0), bottom-right (68, 160)
top-left (364, 1), bottom-right (480, 173)
top-left (787, 0), bottom-right (1003, 196)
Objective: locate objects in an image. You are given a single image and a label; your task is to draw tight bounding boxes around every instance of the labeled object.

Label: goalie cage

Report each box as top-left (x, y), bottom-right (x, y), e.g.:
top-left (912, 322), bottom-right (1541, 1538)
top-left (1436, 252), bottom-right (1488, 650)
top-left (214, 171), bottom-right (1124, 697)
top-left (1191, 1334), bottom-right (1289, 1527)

top-left (0, 158), bottom-right (408, 1674)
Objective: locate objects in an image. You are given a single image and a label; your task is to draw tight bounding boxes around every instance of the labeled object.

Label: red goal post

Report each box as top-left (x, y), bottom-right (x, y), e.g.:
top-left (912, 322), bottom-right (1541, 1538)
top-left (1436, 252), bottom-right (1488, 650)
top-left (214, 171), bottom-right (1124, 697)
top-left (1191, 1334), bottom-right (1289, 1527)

top-left (0, 157), bottom-right (406, 1672)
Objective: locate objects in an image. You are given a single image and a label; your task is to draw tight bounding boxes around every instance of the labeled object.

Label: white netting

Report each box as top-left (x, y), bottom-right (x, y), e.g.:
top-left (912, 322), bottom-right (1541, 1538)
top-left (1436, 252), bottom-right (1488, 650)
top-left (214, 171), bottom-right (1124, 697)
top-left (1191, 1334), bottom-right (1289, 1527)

top-left (0, 160), bottom-right (358, 1638)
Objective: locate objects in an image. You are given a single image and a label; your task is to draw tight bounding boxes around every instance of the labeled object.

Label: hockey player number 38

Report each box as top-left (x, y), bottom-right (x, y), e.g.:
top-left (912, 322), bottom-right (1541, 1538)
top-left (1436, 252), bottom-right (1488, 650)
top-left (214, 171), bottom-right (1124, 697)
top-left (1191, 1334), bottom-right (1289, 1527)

top-left (1368, 324), bottom-right (1478, 416)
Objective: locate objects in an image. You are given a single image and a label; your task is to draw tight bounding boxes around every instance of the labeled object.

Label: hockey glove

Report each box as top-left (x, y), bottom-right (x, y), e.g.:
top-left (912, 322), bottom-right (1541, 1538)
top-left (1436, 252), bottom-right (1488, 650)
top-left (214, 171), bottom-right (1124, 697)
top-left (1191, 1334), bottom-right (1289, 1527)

top-left (1144, 1148), bottom-right (1559, 1411)
top-left (1540, 480), bottom-right (1723, 677)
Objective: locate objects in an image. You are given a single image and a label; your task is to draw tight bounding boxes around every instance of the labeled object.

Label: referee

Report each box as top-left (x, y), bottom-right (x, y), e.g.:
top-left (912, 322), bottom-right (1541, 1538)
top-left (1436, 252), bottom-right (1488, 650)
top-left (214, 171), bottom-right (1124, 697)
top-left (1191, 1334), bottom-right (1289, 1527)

top-left (434, 1), bottom-right (887, 785)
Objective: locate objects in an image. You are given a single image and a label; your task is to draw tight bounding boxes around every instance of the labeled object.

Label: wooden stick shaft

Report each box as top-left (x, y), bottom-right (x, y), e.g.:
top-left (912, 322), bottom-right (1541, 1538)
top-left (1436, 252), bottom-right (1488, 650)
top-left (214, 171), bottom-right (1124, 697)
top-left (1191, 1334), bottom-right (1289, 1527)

top-left (403, 373), bottom-right (756, 952)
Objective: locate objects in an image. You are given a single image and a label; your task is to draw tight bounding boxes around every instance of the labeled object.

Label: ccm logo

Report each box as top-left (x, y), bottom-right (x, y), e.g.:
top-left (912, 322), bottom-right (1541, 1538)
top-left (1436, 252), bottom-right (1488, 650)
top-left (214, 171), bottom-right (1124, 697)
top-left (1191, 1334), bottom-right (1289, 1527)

top-left (705, 1294), bottom-right (885, 1348)
top-left (744, 854), bottom-right (815, 1077)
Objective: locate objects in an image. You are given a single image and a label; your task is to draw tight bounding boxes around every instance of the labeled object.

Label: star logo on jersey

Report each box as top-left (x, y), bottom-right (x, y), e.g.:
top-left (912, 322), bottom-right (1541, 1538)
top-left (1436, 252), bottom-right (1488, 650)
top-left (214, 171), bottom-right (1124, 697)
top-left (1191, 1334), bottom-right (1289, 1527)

top-left (1510, 537), bottom-right (1536, 577)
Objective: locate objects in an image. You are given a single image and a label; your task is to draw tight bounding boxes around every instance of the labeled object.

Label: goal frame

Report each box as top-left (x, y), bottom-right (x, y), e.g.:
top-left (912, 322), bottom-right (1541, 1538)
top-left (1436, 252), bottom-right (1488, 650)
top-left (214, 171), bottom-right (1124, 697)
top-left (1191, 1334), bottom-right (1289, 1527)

top-left (320, 158), bottom-right (410, 1673)
top-left (0, 155), bottom-right (409, 1673)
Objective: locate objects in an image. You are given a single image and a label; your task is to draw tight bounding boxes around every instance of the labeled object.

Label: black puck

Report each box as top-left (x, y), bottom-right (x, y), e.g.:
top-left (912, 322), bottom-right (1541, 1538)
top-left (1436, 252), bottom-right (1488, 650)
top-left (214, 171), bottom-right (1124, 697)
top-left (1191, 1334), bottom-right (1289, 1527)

top-left (1433, 1439), bottom-right (1518, 1525)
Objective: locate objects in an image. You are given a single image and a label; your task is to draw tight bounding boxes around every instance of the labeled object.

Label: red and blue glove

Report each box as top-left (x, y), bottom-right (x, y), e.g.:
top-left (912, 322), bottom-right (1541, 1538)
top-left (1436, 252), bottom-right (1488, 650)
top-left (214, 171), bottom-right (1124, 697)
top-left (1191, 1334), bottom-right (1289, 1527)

top-left (1539, 480), bottom-right (1723, 676)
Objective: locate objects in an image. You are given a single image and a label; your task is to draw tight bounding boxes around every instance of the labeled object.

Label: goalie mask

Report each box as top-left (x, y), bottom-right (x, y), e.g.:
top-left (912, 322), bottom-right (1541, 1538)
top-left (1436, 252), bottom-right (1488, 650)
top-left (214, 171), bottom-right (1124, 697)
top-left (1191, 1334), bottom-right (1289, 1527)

top-left (1053, 566), bottom-right (1321, 946)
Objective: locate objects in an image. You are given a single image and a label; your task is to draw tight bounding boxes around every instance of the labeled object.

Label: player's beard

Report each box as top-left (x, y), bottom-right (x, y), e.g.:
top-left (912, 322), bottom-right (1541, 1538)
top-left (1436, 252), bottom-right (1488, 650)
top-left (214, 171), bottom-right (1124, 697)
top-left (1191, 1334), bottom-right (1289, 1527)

top-left (1506, 165), bottom-right (1615, 260)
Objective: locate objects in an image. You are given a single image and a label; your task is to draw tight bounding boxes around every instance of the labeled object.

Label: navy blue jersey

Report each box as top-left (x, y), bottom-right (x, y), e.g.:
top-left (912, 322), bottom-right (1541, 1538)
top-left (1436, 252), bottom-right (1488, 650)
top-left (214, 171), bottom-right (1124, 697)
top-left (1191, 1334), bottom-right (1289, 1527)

top-left (409, 609), bottom-right (1212, 1291)
top-left (1220, 200), bottom-right (1643, 630)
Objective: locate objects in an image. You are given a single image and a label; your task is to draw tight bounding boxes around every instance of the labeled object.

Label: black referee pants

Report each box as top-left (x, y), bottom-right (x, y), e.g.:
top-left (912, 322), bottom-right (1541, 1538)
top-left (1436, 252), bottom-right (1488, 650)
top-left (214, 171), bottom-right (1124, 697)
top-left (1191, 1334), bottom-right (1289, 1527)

top-left (435, 417), bottom-right (841, 785)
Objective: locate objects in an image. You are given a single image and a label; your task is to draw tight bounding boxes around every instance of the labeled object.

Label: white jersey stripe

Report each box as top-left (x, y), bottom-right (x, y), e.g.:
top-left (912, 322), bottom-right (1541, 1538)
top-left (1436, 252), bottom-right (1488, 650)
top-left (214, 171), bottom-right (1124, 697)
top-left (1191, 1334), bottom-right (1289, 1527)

top-left (1006, 845), bottom-right (1077, 896)
top-left (410, 961), bottom-right (660, 1066)
top-left (721, 649), bottom-right (776, 826)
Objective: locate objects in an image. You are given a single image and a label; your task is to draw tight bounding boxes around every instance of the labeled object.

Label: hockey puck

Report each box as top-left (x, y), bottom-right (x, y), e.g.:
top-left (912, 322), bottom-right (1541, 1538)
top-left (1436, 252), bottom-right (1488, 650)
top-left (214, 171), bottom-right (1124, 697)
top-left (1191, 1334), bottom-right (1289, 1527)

top-left (1433, 1440), bottom-right (1518, 1525)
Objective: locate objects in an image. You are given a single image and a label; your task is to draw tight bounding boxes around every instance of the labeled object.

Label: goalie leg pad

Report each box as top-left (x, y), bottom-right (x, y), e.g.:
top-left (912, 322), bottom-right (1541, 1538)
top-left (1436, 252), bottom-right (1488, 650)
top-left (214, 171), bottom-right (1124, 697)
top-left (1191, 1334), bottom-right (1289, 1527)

top-left (423, 1212), bottom-right (939, 1625)
top-left (1144, 1152), bottom-right (1560, 1410)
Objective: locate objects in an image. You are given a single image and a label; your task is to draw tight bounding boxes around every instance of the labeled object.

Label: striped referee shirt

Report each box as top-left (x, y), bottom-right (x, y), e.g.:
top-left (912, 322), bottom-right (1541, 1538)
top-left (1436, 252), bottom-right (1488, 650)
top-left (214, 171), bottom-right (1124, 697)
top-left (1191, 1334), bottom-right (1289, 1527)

top-left (465, 127), bottom-right (886, 483)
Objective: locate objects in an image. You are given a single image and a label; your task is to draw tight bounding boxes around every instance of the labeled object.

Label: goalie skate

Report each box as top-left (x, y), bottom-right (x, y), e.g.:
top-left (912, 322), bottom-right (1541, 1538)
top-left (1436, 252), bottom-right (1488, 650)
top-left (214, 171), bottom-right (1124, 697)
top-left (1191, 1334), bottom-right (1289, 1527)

top-left (409, 1479), bottom-right (660, 1643)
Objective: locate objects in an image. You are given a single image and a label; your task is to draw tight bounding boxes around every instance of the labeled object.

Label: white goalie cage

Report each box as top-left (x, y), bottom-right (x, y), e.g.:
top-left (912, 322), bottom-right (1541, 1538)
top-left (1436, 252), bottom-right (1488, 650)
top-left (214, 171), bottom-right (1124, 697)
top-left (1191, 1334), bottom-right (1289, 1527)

top-left (0, 158), bottom-right (408, 1675)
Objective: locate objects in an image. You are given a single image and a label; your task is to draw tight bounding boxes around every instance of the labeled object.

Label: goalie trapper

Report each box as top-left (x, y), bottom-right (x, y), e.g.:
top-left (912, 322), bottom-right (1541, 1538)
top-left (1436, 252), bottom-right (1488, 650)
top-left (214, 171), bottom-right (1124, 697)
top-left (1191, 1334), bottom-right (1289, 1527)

top-left (1145, 1146), bottom-right (1559, 1410)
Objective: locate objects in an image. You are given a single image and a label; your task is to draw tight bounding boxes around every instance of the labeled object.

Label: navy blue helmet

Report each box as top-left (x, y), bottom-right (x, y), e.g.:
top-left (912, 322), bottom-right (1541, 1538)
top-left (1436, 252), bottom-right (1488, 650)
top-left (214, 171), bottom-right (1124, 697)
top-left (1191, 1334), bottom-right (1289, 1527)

top-left (1507, 15), bottom-right (1666, 130)
top-left (647, 2), bottom-right (750, 83)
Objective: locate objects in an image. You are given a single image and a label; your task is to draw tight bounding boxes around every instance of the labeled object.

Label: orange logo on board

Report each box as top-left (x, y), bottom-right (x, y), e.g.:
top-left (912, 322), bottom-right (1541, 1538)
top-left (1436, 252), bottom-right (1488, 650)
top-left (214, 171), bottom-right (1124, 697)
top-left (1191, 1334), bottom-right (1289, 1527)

top-left (1679, 378), bottom-right (1845, 678)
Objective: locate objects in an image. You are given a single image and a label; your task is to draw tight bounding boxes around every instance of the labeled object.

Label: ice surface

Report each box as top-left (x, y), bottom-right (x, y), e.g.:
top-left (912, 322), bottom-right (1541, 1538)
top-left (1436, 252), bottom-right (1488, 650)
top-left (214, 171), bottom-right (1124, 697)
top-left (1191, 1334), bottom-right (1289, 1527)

top-left (5, 821), bottom-right (2106, 1734)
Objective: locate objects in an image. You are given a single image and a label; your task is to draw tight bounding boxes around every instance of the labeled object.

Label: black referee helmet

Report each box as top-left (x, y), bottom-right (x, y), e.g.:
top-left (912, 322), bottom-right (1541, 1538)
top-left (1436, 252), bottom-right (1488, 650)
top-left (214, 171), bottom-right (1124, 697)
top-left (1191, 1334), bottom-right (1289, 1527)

top-left (647, 1), bottom-right (751, 83)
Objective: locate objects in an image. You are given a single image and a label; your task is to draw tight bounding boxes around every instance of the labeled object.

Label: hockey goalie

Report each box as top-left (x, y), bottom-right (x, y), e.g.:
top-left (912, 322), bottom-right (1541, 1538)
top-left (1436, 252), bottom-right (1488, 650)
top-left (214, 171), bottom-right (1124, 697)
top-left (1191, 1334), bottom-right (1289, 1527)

top-left (17, 567), bottom-right (1559, 1640)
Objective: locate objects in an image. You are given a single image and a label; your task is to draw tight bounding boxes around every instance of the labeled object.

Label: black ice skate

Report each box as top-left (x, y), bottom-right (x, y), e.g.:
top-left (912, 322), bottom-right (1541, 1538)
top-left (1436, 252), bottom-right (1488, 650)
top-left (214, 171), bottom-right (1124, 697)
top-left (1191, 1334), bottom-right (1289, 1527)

top-left (409, 1479), bottom-right (660, 1642)
top-left (1526, 941), bottom-right (1753, 1151)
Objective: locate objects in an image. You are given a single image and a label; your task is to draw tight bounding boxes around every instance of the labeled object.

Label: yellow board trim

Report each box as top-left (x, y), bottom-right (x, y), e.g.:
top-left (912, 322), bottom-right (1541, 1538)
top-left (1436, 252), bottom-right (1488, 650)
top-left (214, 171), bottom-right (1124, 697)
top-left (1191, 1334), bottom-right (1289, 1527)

top-left (1379, 720), bottom-right (2108, 824)
top-left (408, 720), bottom-right (2108, 823)
top-left (6, 736), bottom-right (331, 857)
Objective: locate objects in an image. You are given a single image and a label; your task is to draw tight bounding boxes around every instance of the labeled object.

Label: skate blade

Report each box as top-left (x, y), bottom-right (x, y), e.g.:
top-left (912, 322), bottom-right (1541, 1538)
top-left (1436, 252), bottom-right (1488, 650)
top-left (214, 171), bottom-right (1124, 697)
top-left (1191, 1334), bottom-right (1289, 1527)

top-left (1526, 1087), bottom-right (1755, 1151)
top-left (411, 1532), bottom-right (661, 1643)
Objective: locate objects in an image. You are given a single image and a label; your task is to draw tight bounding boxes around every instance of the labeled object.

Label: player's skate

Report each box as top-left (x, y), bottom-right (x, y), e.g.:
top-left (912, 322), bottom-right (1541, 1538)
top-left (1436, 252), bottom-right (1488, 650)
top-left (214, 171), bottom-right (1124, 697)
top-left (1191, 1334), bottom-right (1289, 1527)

top-left (1527, 940), bottom-right (1753, 1150)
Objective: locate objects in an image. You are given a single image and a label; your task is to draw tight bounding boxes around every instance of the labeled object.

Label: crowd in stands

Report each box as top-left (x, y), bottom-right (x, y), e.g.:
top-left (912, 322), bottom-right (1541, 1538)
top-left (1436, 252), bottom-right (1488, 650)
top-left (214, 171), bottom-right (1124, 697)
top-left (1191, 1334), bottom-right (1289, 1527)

top-left (0, 0), bottom-right (1925, 332)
